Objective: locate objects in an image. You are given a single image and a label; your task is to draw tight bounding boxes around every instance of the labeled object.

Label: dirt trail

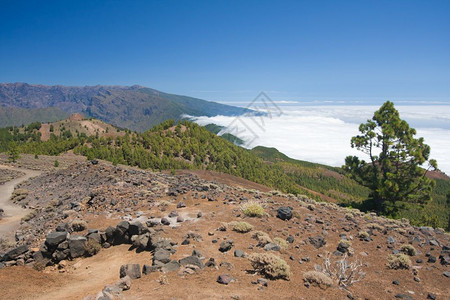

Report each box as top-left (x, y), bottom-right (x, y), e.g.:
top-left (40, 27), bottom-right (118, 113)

top-left (0, 165), bottom-right (41, 241)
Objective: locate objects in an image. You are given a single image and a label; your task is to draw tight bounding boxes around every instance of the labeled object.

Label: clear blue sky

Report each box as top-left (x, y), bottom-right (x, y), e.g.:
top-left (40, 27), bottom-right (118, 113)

top-left (1, 0), bottom-right (449, 103)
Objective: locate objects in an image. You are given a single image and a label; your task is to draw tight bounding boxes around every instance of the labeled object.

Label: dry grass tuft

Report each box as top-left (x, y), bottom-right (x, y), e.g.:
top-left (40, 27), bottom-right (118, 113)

top-left (303, 271), bottom-right (333, 289)
top-left (387, 254), bottom-right (412, 269)
top-left (248, 253), bottom-right (290, 280)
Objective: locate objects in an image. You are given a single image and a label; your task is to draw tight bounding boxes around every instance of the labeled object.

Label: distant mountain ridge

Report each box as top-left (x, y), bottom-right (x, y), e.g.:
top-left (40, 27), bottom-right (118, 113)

top-left (0, 83), bottom-right (250, 131)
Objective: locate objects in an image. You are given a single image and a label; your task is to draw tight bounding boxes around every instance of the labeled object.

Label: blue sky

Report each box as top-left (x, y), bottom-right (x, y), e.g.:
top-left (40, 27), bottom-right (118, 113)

top-left (1, 0), bottom-right (449, 103)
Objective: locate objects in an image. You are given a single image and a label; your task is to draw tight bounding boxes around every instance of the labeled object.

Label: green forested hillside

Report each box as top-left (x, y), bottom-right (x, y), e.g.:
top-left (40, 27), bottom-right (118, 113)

top-left (3, 120), bottom-right (300, 194)
top-left (251, 146), bottom-right (450, 229)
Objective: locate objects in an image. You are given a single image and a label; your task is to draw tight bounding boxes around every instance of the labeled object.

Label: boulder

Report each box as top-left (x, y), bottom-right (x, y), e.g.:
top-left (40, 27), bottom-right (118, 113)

top-left (119, 264), bottom-right (141, 279)
top-left (129, 221), bottom-right (145, 236)
top-left (276, 207), bottom-right (293, 220)
top-left (179, 256), bottom-right (204, 269)
top-left (69, 235), bottom-right (87, 258)
top-left (45, 231), bottom-right (68, 248)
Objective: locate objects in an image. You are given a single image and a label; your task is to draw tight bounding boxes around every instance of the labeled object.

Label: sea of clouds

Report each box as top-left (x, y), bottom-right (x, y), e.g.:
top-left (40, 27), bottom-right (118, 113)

top-left (190, 105), bottom-right (450, 175)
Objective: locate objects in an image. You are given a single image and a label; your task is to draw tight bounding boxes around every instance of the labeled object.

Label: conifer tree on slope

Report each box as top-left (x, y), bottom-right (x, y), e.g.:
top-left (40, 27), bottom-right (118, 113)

top-left (343, 101), bottom-right (437, 215)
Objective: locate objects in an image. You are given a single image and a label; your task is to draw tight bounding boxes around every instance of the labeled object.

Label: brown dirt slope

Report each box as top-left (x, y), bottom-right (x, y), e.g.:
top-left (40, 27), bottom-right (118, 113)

top-left (0, 161), bottom-right (448, 300)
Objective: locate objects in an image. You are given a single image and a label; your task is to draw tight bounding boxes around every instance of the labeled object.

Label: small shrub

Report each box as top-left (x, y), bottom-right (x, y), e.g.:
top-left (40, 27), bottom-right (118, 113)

top-left (322, 253), bottom-right (365, 289)
top-left (241, 201), bottom-right (265, 217)
top-left (230, 221), bottom-right (253, 233)
top-left (86, 239), bottom-right (101, 256)
top-left (54, 160), bottom-right (59, 167)
top-left (358, 231), bottom-right (370, 239)
top-left (71, 219), bottom-right (88, 232)
top-left (400, 244), bottom-right (416, 256)
top-left (303, 271), bottom-right (333, 289)
top-left (248, 253), bottom-right (290, 280)
top-left (252, 231), bottom-right (272, 246)
top-left (273, 237), bottom-right (288, 250)
top-left (387, 254), bottom-right (411, 270)
top-left (366, 223), bottom-right (384, 231)
top-left (217, 222), bottom-right (228, 231)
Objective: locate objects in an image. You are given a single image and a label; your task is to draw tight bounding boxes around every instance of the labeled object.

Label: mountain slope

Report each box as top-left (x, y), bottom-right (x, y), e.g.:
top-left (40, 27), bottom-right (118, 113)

top-left (0, 83), bottom-right (250, 131)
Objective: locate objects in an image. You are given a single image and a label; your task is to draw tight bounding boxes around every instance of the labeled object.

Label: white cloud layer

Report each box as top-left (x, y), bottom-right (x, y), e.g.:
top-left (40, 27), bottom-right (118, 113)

top-left (190, 105), bottom-right (450, 175)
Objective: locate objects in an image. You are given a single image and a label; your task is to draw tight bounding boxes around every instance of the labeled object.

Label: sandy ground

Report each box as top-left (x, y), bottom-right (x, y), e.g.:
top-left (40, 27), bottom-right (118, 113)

top-left (0, 244), bottom-right (149, 300)
top-left (0, 165), bottom-right (41, 242)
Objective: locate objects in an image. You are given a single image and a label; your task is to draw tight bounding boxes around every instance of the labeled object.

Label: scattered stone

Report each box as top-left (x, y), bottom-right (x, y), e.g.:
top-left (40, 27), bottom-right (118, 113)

top-left (276, 207), bottom-right (293, 220)
top-left (427, 255), bottom-right (436, 263)
top-left (205, 258), bottom-right (217, 268)
top-left (443, 271), bottom-right (450, 278)
top-left (263, 243), bottom-right (281, 252)
top-left (394, 294), bottom-right (414, 300)
top-left (217, 274), bottom-right (232, 285)
top-left (392, 280), bottom-right (400, 285)
top-left (234, 249), bottom-right (245, 258)
top-left (219, 240), bottom-right (234, 252)
top-left (161, 218), bottom-right (171, 226)
top-left (177, 202), bottom-right (186, 208)
top-left (286, 235), bottom-right (294, 244)
top-left (168, 211), bottom-right (178, 218)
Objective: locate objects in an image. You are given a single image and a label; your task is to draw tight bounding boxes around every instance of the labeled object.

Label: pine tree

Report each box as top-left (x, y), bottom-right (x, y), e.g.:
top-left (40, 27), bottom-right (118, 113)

top-left (343, 101), bottom-right (437, 215)
top-left (8, 141), bottom-right (20, 162)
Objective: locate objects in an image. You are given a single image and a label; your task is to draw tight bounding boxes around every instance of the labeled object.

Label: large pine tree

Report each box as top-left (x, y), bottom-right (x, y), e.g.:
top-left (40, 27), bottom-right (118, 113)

top-left (343, 101), bottom-right (437, 215)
